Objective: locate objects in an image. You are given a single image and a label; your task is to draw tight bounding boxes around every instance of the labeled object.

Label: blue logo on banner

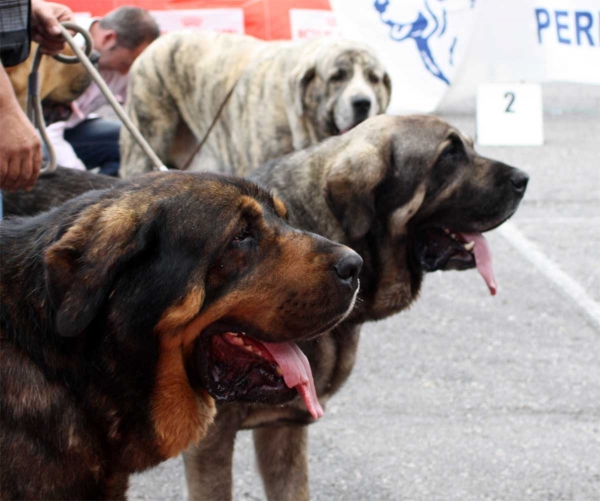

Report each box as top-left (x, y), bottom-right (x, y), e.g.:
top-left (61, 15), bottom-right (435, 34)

top-left (373, 0), bottom-right (476, 85)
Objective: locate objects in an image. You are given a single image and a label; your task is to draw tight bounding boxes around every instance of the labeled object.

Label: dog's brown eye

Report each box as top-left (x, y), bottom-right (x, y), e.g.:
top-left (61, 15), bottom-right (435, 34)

top-left (439, 145), bottom-right (455, 161)
top-left (368, 72), bottom-right (380, 85)
top-left (231, 227), bottom-right (252, 245)
top-left (330, 69), bottom-right (348, 82)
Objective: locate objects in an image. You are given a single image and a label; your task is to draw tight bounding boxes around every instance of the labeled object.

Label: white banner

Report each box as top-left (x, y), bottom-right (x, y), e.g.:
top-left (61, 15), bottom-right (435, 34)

top-left (330, 0), bottom-right (479, 113)
top-left (534, 0), bottom-right (600, 84)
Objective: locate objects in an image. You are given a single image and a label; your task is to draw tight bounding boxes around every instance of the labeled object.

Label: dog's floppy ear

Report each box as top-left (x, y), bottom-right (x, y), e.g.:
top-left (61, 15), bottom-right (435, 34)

top-left (382, 72), bottom-right (392, 109)
top-left (44, 204), bottom-right (155, 337)
top-left (325, 143), bottom-right (388, 241)
top-left (285, 57), bottom-right (318, 150)
top-left (325, 116), bottom-right (453, 242)
top-left (289, 60), bottom-right (316, 117)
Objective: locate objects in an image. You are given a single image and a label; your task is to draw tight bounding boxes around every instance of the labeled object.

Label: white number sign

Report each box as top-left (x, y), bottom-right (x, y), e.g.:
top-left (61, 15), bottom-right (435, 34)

top-left (476, 83), bottom-right (544, 146)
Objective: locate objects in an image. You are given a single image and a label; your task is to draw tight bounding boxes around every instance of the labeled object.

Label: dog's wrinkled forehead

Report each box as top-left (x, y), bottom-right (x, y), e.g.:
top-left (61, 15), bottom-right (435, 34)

top-left (388, 116), bottom-right (452, 162)
top-left (316, 44), bottom-right (382, 75)
top-left (140, 173), bottom-right (279, 211)
top-left (102, 173), bottom-right (286, 242)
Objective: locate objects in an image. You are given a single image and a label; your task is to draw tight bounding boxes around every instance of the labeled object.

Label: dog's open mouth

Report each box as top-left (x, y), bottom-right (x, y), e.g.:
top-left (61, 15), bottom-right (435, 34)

top-left (191, 323), bottom-right (323, 419)
top-left (331, 121), bottom-right (347, 136)
top-left (415, 228), bottom-right (497, 295)
top-left (331, 115), bottom-right (364, 137)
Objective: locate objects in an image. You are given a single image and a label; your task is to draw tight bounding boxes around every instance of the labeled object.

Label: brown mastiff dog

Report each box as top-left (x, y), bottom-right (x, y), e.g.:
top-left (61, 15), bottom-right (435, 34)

top-left (1, 115), bottom-right (529, 500)
top-left (0, 172), bottom-right (361, 500)
top-left (6, 42), bottom-right (91, 111)
top-left (182, 115), bottom-right (529, 500)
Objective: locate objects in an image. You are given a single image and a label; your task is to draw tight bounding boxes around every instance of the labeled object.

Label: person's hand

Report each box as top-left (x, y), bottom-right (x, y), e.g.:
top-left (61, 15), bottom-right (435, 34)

top-left (30, 0), bottom-right (74, 55)
top-left (0, 105), bottom-right (42, 192)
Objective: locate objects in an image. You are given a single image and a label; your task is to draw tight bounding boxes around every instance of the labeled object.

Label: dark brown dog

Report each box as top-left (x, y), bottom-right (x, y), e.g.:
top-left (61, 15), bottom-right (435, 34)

top-left (1, 115), bottom-right (529, 500)
top-left (3, 167), bottom-right (121, 217)
top-left (182, 114), bottom-right (529, 500)
top-left (0, 171), bottom-right (361, 500)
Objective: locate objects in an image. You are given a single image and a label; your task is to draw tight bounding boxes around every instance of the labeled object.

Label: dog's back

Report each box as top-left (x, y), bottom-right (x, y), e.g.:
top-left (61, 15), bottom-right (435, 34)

top-left (2, 168), bottom-right (122, 218)
top-left (120, 31), bottom-right (390, 178)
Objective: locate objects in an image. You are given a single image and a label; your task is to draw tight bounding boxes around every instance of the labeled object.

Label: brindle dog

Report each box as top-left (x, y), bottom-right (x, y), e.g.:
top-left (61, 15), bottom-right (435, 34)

top-left (120, 31), bottom-right (391, 177)
top-left (0, 172), bottom-right (361, 500)
top-left (182, 114), bottom-right (529, 501)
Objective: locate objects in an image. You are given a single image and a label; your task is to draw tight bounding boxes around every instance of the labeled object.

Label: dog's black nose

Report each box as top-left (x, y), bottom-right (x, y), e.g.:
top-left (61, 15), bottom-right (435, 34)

top-left (352, 97), bottom-right (371, 117)
top-left (511, 170), bottom-right (529, 194)
top-left (334, 251), bottom-right (363, 287)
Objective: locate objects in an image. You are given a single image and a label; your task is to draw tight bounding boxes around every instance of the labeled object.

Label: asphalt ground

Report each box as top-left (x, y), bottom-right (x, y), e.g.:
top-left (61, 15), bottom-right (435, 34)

top-left (129, 84), bottom-right (600, 500)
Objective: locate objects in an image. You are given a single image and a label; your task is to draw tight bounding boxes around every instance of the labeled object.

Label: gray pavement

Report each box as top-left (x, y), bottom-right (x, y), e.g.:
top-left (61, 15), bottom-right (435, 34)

top-left (129, 84), bottom-right (600, 500)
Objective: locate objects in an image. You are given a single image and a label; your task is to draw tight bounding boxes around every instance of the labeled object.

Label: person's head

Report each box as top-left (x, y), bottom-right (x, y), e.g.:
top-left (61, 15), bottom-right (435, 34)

top-left (90, 7), bottom-right (160, 74)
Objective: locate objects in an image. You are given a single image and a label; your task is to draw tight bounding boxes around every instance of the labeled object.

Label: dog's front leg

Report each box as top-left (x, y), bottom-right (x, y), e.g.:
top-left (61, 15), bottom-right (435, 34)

top-left (182, 406), bottom-right (242, 501)
top-left (253, 424), bottom-right (310, 501)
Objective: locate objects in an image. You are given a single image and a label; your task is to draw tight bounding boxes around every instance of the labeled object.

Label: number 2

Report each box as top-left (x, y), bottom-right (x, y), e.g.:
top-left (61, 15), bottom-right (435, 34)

top-left (504, 92), bottom-right (515, 113)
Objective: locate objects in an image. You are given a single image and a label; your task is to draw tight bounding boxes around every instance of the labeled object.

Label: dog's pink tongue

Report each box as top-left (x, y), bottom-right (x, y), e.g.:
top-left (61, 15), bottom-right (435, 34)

top-left (262, 342), bottom-right (323, 419)
top-left (459, 232), bottom-right (497, 295)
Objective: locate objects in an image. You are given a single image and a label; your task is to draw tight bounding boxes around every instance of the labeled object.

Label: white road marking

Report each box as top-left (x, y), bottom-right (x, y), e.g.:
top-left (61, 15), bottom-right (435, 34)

top-left (498, 221), bottom-right (600, 331)
top-left (513, 216), bottom-right (595, 225)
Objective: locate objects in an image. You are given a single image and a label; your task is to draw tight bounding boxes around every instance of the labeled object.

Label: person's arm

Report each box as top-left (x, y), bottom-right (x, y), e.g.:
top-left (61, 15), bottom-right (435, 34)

top-left (0, 1), bottom-right (74, 191)
top-left (0, 64), bottom-right (41, 191)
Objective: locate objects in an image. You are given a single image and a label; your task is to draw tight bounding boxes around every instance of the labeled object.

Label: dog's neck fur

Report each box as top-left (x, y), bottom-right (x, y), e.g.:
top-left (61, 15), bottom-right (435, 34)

top-left (0, 207), bottom-right (165, 492)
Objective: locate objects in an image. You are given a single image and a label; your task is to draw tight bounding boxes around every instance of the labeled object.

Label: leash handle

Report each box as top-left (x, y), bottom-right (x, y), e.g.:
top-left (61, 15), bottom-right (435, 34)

top-left (57, 24), bottom-right (169, 172)
top-left (53, 22), bottom-right (93, 64)
top-left (27, 49), bottom-right (57, 173)
top-left (28, 23), bottom-right (169, 176)
top-left (27, 22), bottom-right (96, 174)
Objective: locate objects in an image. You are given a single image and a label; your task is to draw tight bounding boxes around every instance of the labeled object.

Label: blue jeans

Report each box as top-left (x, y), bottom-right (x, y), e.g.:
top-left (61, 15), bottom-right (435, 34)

top-left (64, 118), bottom-right (121, 177)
